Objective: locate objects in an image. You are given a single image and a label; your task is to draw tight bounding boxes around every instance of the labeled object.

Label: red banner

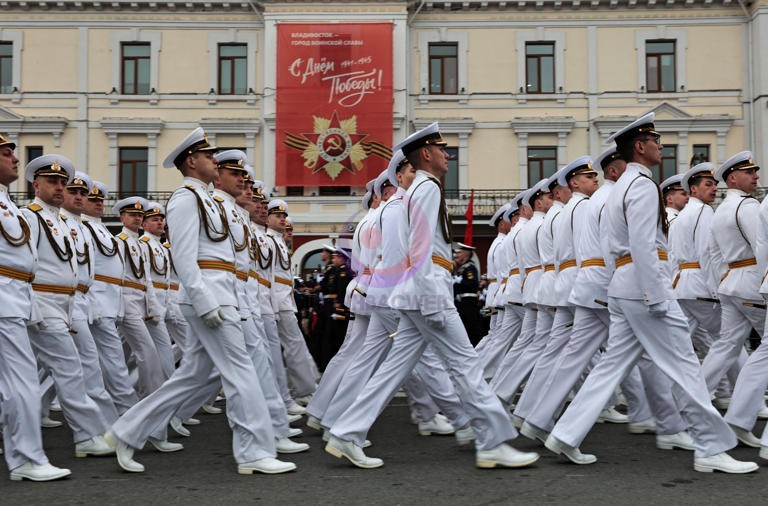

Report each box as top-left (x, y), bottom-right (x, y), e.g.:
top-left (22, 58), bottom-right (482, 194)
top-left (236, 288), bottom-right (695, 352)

top-left (276, 23), bottom-right (393, 187)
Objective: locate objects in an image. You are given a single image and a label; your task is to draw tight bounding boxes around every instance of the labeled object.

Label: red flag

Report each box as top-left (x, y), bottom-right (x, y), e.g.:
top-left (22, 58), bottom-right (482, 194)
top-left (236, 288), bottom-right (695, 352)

top-left (463, 190), bottom-right (474, 246)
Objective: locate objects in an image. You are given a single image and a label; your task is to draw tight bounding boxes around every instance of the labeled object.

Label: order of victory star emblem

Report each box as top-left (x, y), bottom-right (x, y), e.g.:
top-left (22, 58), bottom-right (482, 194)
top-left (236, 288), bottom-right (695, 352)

top-left (284, 110), bottom-right (391, 181)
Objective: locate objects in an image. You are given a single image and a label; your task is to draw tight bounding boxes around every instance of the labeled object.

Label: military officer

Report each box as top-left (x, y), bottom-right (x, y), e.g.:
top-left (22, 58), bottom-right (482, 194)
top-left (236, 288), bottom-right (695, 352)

top-left (106, 127), bottom-right (295, 475)
top-left (321, 247), bottom-right (351, 368)
top-left (661, 174), bottom-right (688, 224)
top-left (22, 154), bottom-right (112, 458)
top-left (326, 122), bottom-right (538, 470)
top-left (0, 135), bottom-right (71, 481)
top-left (82, 181), bottom-right (138, 414)
top-left (545, 113), bottom-right (756, 474)
top-left (453, 243), bottom-right (482, 345)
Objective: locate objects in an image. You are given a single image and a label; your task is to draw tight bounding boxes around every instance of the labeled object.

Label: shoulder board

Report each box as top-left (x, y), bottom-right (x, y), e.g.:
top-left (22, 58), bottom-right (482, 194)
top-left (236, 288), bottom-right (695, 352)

top-left (184, 184), bottom-right (195, 190)
top-left (163, 242), bottom-right (171, 249)
top-left (139, 236), bottom-right (151, 243)
top-left (27, 203), bottom-right (43, 212)
top-left (82, 218), bottom-right (89, 223)
top-left (212, 195), bottom-right (224, 202)
top-left (59, 214), bottom-right (68, 221)
top-left (117, 232), bottom-right (128, 240)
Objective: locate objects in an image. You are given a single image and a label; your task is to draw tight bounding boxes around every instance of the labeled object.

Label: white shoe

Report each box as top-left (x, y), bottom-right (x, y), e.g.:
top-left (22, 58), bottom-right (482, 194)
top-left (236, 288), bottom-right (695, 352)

top-left (170, 416), bottom-right (191, 437)
top-left (104, 431), bottom-right (144, 473)
top-left (202, 404), bottom-right (222, 415)
top-left (759, 446), bottom-right (768, 460)
top-left (238, 457), bottom-right (296, 474)
top-left (476, 443), bottom-right (540, 469)
top-left (519, 421), bottom-right (549, 445)
top-left (287, 402), bottom-right (307, 416)
top-left (306, 415), bottom-right (323, 431)
top-left (41, 416), bottom-right (62, 428)
top-left (628, 418), bottom-right (656, 435)
top-left (544, 435), bottom-right (597, 465)
top-left (418, 414), bottom-right (455, 436)
top-left (148, 438), bottom-right (184, 453)
top-left (656, 431), bottom-right (695, 451)
top-left (183, 417), bottom-right (201, 426)
top-left (732, 426), bottom-right (762, 448)
top-left (693, 452), bottom-right (758, 473)
top-left (757, 406), bottom-right (768, 420)
top-left (75, 435), bottom-right (115, 458)
top-left (325, 436), bottom-right (383, 469)
top-left (288, 413), bottom-right (303, 424)
top-left (597, 407), bottom-right (628, 424)
top-left (455, 426), bottom-right (476, 446)
top-left (510, 414), bottom-right (524, 429)
top-left (276, 437), bottom-right (310, 454)
top-left (294, 395), bottom-right (313, 406)
top-left (49, 402), bottom-right (62, 412)
top-left (287, 427), bottom-right (303, 438)
top-left (9, 461), bottom-right (71, 482)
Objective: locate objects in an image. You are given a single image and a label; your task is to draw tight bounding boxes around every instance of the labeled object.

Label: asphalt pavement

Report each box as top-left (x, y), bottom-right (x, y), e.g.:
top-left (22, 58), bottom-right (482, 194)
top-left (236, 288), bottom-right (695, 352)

top-left (1, 399), bottom-right (766, 505)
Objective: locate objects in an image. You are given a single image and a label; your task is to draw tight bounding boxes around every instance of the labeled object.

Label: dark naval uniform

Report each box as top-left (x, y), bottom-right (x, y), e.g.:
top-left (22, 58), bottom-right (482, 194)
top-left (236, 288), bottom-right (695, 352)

top-left (454, 259), bottom-right (482, 346)
top-left (323, 262), bottom-right (351, 368)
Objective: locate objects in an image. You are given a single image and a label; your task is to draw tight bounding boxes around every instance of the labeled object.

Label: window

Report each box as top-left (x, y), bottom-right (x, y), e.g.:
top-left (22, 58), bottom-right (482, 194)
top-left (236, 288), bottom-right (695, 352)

top-left (527, 147), bottom-right (557, 184)
top-left (119, 148), bottom-right (148, 195)
top-left (441, 147), bottom-right (459, 195)
top-left (652, 145), bottom-right (677, 183)
top-left (286, 186), bottom-right (304, 196)
top-left (121, 43), bottom-right (151, 95)
top-left (428, 43), bottom-right (458, 95)
top-left (0, 42), bottom-right (12, 94)
top-left (691, 144), bottom-right (710, 166)
top-left (26, 146), bottom-right (43, 198)
top-left (525, 42), bottom-right (555, 94)
top-left (218, 44), bottom-right (247, 95)
top-left (319, 186), bottom-right (350, 196)
top-left (646, 41), bottom-right (676, 93)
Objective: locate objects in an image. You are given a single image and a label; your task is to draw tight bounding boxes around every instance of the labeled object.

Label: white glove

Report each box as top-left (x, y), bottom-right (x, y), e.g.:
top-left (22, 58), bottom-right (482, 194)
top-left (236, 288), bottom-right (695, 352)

top-left (648, 300), bottom-right (670, 318)
top-left (453, 275), bottom-right (463, 284)
top-left (330, 313), bottom-right (341, 320)
top-left (424, 312), bottom-right (446, 330)
top-left (202, 307), bottom-right (225, 328)
top-left (273, 311), bottom-right (281, 322)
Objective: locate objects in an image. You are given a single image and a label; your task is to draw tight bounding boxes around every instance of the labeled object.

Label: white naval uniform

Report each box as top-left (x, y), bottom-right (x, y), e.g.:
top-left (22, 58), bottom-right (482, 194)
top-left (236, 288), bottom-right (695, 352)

top-left (701, 189), bottom-right (764, 393)
top-left (267, 228), bottom-right (320, 397)
top-left (725, 193), bottom-right (768, 434)
top-left (115, 226), bottom-right (166, 398)
top-left (320, 188), bottom-right (470, 432)
top-left (0, 184), bottom-right (50, 470)
top-left (330, 171), bottom-right (515, 451)
top-left (550, 163), bottom-right (735, 458)
top-left (139, 231), bottom-right (176, 380)
top-left (490, 208), bottom-right (549, 402)
top-left (163, 245), bottom-right (188, 364)
top-left (250, 223), bottom-right (293, 408)
top-left (82, 214), bottom-right (138, 413)
top-left (61, 207), bottom-right (118, 425)
top-left (514, 194), bottom-right (586, 421)
top-left (111, 176), bottom-right (277, 463)
top-left (480, 217), bottom-right (528, 380)
top-left (475, 232), bottom-right (505, 353)
top-left (22, 198), bottom-right (108, 443)
top-left (306, 208), bottom-right (376, 422)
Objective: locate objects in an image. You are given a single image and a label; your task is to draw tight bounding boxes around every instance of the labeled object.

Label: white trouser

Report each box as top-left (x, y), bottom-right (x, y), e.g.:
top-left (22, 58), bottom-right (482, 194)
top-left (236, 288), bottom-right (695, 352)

top-left (118, 316), bottom-right (165, 399)
top-left (145, 318), bottom-right (175, 380)
top-left (407, 346), bottom-right (471, 430)
top-left (513, 306), bottom-right (574, 420)
top-left (0, 317), bottom-right (49, 470)
top-left (488, 306), bottom-right (536, 391)
top-left (28, 318), bottom-right (108, 443)
top-left (551, 298), bottom-right (735, 458)
top-left (481, 304), bottom-right (525, 381)
top-left (473, 312), bottom-right (498, 355)
top-left (701, 295), bottom-right (763, 393)
top-left (306, 315), bottom-right (369, 421)
top-left (166, 300), bottom-right (189, 364)
top-left (492, 305), bottom-right (553, 403)
top-left (725, 311), bottom-right (768, 432)
top-left (261, 313), bottom-right (293, 407)
top-left (89, 316), bottom-right (138, 414)
top-left (331, 308), bottom-right (517, 451)
top-left (244, 315), bottom-right (290, 438)
top-left (112, 305), bottom-right (276, 463)
top-left (276, 310), bottom-right (319, 398)
top-left (71, 317), bottom-right (119, 425)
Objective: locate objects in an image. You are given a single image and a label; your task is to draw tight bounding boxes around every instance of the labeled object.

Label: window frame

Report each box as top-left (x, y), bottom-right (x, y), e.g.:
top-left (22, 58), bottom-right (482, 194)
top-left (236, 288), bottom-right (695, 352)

top-left (428, 42), bottom-right (459, 96)
top-left (0, 41), bottom-right (12, 94)
top-left (527, 147), bottom-right (558, 184)
top-left (645, 40), bottom-right (676, 93)
top-left (218, 43), bottom-right (248, 95)
top-left (525, 42), bottom-right (556, 95)
top-left (653, 144), bottom-right (678, 183)
top-left (118, 147), bottom-right (149, 196)
top-left (691, 144), bottom-right (710, 166)
top-left (120, 42), bottom-right (151, 95)
top-left (26, 146), bottom-right (43, 199)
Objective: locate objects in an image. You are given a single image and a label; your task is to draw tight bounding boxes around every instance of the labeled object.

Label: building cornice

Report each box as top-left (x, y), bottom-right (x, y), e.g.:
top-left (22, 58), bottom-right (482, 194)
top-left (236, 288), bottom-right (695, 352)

top-left (100, 117), bottom-right (164, 135)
